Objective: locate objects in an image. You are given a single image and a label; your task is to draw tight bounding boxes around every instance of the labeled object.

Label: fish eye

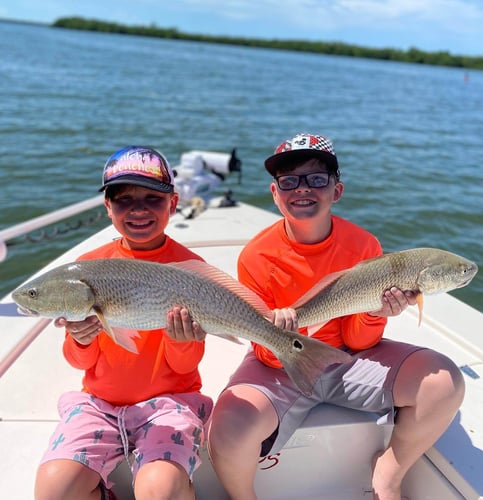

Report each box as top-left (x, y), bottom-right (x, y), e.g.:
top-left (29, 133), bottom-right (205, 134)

top-left (27, 288), bottom-right (38, 299)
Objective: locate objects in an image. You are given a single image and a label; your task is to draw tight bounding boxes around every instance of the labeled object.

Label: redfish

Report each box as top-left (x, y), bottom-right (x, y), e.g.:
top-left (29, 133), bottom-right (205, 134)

top-left (12, 258), bottom-right (351, 396)
top-left (293, 248), bottom-right (478, 331)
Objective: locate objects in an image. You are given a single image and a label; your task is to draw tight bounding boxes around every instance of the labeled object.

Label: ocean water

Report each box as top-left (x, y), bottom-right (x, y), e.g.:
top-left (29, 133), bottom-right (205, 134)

top-left (1, 21), bottom-right (482, 311)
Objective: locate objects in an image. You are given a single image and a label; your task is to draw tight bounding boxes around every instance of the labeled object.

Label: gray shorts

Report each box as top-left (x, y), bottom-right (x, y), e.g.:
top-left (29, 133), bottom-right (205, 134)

top-left (224, 339), bottom-right (425, 455)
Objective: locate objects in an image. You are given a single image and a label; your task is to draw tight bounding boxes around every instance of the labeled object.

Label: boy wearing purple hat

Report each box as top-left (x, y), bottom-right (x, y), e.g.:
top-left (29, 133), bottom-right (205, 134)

top-left (205, 133), bottom-right (464, 499)
top-left (34, 146), bottom-right (211, 500)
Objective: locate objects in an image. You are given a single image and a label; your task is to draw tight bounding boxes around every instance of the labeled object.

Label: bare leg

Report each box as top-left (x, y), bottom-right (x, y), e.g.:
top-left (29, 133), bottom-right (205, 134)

top-left (208, 385), bottom-right (279, 500)
top-left (35, 459), bottom-right (102, 499)
top-left (372, 349), bottom-right (465, 500)
top-left (135, 459), bottom-right (195, 499)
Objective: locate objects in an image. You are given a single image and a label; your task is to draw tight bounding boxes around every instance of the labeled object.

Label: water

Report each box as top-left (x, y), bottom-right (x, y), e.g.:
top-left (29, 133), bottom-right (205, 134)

top-left (1, 21), bottom-right (482, 311)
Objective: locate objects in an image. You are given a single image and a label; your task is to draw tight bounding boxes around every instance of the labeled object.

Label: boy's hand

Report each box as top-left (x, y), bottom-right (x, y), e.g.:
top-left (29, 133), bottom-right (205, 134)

top-left (369, 287), bottom-right (418, 317)
top-left (54, 315), bottom-right (102, 345)
top-left (272, 307), bottom-right (298, 332)
top-left (166, 306), bottom-right (206, 342)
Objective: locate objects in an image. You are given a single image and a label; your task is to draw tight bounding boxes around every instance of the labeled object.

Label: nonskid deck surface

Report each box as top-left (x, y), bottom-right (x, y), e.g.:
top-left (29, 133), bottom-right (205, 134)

top-left (1, 203), bottom-right (482, 499)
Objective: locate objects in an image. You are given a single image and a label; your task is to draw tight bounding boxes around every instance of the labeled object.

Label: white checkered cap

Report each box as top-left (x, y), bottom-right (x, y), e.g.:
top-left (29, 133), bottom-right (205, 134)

top-left (265, 133), bottom-right (339, 177)
top-left (275, 134), bottom-right (336, 156)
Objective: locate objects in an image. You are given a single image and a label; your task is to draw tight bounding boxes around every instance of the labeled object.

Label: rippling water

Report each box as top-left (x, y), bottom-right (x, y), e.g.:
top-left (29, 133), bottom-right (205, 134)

top-left (1, 21), bottom-right (482, 310)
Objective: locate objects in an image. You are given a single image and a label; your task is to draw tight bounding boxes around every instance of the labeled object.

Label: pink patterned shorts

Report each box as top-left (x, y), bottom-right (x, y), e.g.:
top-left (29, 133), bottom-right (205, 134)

top-left (40, 390), bottom-right (213, 488)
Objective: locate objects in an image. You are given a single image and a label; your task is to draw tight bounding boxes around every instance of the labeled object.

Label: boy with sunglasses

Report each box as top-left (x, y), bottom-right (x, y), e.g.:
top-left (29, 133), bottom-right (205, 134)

top-left (206, 133), bottom-right (464, 500)
top-left (34, 146), bottom-right (212, 500)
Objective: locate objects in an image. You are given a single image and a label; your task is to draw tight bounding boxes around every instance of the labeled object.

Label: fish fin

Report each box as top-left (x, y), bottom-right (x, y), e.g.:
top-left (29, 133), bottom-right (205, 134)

top-left (278, 334), bottom-right (352, 396)
top-left (291, 269), bottom-right (349, 309)
top-left (416, 293), bottom-right (424, 326)
top-left (93, 307), bottom-right (139, 354)
top-left (306, 322), bottom-right (328, 336)
top-left (169, 260), bottom-right (273, 319)
top-left (110, 327), bottom-right (141, 353)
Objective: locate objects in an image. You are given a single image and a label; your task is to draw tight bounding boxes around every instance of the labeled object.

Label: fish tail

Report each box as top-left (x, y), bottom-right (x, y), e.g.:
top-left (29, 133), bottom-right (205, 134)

top-left (278, 335), bottom-right (352, 397)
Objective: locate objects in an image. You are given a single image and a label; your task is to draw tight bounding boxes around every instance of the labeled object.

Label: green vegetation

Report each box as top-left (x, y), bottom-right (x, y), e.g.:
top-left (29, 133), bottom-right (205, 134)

top-left (53, 17), bottom-right (483, 71)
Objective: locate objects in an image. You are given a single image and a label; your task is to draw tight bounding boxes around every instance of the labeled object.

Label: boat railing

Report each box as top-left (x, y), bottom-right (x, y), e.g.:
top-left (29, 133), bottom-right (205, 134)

top-left (0, 149), bottom-right (243, 263)
top-left (0, 195), bottom-right (105, 262)
top-left (0, 317), bottom-right (52, 378)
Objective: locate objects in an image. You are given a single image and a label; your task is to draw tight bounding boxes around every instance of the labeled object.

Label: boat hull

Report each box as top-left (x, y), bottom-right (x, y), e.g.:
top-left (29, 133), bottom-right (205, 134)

top-left (1, 201), bottom-right (482, 499)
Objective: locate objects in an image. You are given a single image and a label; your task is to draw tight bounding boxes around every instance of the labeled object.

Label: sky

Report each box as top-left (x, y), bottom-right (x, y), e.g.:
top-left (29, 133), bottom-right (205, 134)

top-left (2, 0), bottom-right (483, 57)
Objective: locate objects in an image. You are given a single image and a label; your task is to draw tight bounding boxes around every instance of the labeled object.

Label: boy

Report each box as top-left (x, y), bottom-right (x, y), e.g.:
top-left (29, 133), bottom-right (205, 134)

top-left (34, 146), bottom-right (212, 500)
top-left (206, 133), bottom-right (465, 500)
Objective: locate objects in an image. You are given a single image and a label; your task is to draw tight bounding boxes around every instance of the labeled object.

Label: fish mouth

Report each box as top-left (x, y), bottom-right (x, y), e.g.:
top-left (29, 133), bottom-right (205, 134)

top-left (454, 264), bottom-right (479, 289)
top-left (16, 305), bottom-right (39, 317)
top-left (456, 277), bottom-right (476, 289)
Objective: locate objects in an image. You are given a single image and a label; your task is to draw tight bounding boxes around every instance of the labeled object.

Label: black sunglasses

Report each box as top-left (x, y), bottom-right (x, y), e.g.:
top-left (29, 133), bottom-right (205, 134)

top-left (275, 172), bottom-right (332, 191)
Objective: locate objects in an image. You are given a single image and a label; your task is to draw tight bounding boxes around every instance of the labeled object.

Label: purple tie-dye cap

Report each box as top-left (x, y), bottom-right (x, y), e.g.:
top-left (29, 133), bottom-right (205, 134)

top-left (100, 145), bottom-right (175, 193)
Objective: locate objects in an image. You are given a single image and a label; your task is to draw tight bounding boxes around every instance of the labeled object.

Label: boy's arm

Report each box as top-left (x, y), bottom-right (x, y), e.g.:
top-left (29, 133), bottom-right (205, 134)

top-left (57, 316), bottom-right (101, 369)
top-left (341, 313), bottom-right (387, 351)
top-left (63, 331), bottom-right (101, 369)
top-left (163, 306), bottom-right (205, 373)
top-left (163, 336), bottom-right (205, 374)
top-left (342, 288), bottom-right (418, 350)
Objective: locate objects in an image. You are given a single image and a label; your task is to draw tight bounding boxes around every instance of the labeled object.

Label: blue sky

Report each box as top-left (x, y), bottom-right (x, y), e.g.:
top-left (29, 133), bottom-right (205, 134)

top-left (2, 0), bottom-right (483, 56)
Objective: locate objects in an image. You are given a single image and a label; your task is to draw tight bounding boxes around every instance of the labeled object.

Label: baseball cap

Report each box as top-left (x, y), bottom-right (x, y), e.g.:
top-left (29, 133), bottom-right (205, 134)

top-left (264, 133), bottom-right (340, 178)
top-left (99, 145), bottom-right (175, 193)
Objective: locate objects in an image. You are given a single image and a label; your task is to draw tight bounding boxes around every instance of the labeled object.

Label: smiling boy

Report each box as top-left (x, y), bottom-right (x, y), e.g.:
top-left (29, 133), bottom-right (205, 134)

top-left (207, 133), bottom-right (465, 500)
top-left (34, 146), bottom-right (212, 500)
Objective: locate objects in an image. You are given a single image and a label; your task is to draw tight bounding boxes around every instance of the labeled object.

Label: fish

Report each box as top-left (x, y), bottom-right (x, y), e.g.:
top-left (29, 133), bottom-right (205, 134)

top-left (11, 258), bottom-right (352, 397)
top-left (292, 247), bottom-right (478, 331)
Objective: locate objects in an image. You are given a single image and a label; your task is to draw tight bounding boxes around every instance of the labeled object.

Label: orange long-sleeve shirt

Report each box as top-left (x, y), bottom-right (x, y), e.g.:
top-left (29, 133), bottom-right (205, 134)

top-left (63, 236), bottom-right (205, 406)
top-left (237, 215), bottom-right (388, 369)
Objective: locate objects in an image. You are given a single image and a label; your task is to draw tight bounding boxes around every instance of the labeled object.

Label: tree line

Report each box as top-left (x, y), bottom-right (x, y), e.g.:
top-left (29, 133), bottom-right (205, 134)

top-left (53, 17), bottom-right (483, 71)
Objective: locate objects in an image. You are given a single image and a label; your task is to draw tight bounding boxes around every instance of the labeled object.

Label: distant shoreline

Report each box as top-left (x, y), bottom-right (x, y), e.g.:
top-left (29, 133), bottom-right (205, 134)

top-left (3, 16), bottom-right (483, 70)
top-left (0, 17), bottom-right (47, 27)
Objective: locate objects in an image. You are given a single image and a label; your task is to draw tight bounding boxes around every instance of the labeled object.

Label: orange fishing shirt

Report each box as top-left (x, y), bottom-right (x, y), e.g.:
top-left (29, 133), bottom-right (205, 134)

top-left (63, 236), bottom-right (205, 406)
top-left (237, 215), bottom-right (388, 369)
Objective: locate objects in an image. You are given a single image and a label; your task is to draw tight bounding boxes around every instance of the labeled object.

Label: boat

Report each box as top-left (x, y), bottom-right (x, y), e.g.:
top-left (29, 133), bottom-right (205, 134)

top-left (1, 149), bottom-right (482, 500)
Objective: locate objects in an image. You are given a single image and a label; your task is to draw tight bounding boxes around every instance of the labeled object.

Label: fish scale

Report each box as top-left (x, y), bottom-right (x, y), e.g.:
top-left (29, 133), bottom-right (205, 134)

top-left (12, 249), bottom-right (477, 394)
top-left (295, 247), bottom-right (478, 327)
top-left (12, 258), bottom-right (352, 397)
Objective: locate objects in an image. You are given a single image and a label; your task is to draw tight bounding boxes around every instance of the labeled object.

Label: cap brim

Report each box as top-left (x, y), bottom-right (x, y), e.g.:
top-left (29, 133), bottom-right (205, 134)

top-left (99, 175), bottom-right (174, 193)
top-left (265, 150), bottom-right (339, 176)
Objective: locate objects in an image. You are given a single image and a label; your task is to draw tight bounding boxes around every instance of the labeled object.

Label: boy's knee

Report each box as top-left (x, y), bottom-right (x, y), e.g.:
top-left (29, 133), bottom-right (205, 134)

top-left (35, 460), bottom-right (101, 500)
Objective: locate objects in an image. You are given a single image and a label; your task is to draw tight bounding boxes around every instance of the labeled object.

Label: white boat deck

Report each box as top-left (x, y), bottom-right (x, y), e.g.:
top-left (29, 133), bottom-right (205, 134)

top-left (1, 201), bottom-right (482, 499)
